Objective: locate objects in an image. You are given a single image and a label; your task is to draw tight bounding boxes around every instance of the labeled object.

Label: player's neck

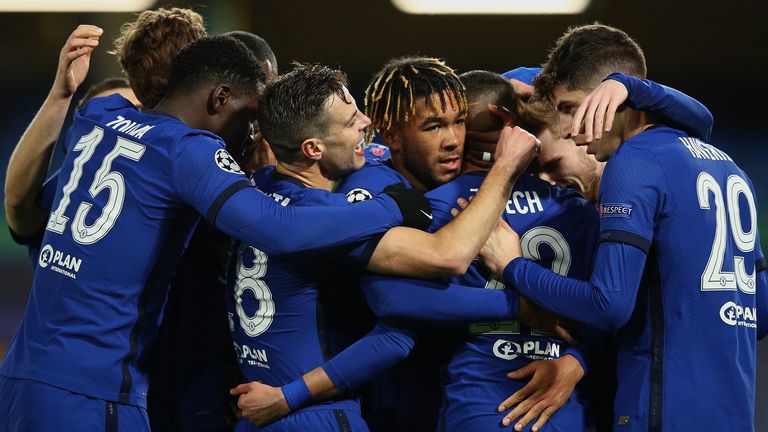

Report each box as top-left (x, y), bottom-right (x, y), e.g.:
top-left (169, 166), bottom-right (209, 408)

top-left (275, 162), bottom-right (335, 191)
top-left (461, 158), bottom-right (492, 174)
top-left (622, 109), bottom-right (655, 141)
top-left (390, 155), bottom-right (430, 192)
top-left (153, 96), bottom-right (207, 131)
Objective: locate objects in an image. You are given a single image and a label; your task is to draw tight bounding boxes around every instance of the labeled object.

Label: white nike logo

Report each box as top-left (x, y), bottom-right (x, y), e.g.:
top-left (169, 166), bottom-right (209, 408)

top-left (420, 210), bottom-right (433, 220)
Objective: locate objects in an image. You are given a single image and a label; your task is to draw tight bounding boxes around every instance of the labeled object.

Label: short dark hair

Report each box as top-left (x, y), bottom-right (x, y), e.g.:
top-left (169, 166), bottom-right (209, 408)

top-left (258, 62), bottom-right (349, 163)
top-left (365, 56), bottom-right (466, 143)
top-left (459, 70), bottom-right (516, 132)
top-left (165, 35), bottom-right (266, 100)
top-left (534, 23), bottom-right (646, 101)
top-left (224, 31), bottom-right (277, 72)
top-left (76, 77), bottom-right (132, 110)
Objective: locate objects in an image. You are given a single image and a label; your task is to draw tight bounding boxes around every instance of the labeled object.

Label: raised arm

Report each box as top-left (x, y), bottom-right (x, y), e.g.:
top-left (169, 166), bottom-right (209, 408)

top-left (5, 25), bottom-right (102, 238)
top-left (571, 73), bottom-right (713, 143)
top-left (366, 125), bottom-right (539, 278)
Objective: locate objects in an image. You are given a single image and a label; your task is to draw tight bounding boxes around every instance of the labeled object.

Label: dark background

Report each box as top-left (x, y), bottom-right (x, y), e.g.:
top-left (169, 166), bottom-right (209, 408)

top-left (0, 0), bottom-right (766, 426)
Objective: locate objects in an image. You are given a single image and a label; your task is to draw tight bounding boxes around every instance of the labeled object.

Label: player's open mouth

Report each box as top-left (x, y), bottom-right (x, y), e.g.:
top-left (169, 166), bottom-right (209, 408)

top-left (439, 156), bottom-right (461, 171)
top-left (354, 139), bottom-right (365, 156)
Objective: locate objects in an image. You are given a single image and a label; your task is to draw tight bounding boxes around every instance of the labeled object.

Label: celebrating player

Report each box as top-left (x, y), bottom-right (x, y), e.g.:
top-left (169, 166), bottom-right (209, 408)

top-left (482, 23), bottom-right (767, 431)
top-left (0, 36), bottom-right (432, 430)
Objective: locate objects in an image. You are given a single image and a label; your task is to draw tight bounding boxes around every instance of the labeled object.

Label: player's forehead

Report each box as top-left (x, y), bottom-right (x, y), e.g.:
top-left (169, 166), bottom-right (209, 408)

top-left (324, 86), bottom-right (357, 123)
top-left (411, 91), bottom-right (465, 122)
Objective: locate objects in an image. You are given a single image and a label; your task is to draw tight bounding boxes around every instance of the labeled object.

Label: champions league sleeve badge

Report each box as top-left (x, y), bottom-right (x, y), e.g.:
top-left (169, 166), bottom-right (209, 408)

top-left (215, 148), bottom-right (244, 175)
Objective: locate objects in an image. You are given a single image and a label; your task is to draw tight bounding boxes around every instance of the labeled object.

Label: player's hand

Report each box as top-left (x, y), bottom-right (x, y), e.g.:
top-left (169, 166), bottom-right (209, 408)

top-left (383, 183), bottom-right (433, 231)
top-left (493, 123), bottom-right (540, 177)
top-left (479, 218), bottom-right (522, 277)
top-left (498, 354), bottom-right (585, 431)
top-left (52, 25), bottom-right (103, 100)
top-left (230, 381), bottom-right (290, 426)
top-left (570, 79), bottom-right (628, 142)
top-left (518, 297), bottom-right (579, 345)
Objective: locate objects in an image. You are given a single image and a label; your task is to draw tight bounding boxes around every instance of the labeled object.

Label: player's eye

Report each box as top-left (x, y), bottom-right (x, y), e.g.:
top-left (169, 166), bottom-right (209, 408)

top-left (455, 118), bottom-right (465, 126)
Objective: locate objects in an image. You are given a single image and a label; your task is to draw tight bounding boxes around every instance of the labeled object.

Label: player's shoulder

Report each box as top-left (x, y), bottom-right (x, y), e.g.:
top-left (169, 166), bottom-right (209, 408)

top-left (337, 159), bottom-right (409, 200)
top-left (621, 125), bottom-right (692, 161)
top-left (426, 172), bottom-right (484, 201)
top-left (253, 167), bottom-right (348, 207)
top-left (77, 95), bottom-right (224, 148)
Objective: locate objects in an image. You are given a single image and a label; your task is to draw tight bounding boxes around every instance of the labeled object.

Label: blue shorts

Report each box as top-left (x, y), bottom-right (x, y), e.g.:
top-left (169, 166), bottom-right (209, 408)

top-left (235, 406), bottom-right (369, 432)
top-left (0, 376), bottom-right (149, 432)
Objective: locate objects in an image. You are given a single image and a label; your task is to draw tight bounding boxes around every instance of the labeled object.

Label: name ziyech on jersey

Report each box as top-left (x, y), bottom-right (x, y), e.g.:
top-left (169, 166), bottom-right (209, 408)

top-left (470, 188), bottom-right (544, 215)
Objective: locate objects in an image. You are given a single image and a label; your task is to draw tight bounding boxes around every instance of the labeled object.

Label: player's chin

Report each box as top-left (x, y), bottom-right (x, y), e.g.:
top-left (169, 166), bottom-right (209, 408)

top-left (434, 169), bottom-right (459, 186)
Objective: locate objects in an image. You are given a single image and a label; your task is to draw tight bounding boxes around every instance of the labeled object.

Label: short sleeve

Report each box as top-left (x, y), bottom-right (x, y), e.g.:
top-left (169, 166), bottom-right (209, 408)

top-left (597, 147), bottom-right (665, 254)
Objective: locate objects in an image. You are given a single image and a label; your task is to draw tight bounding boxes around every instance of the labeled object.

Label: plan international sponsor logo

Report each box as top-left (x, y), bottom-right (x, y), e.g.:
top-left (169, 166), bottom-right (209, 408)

top-left (39, 244), bottom-right (82, 279)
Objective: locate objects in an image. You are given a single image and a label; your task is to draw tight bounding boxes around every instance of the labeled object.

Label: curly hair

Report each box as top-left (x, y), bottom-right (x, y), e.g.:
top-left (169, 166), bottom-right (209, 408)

top-left (110, 7), bottom-right (207, 108)
top-left (364, 56), bottom-right (466, 143)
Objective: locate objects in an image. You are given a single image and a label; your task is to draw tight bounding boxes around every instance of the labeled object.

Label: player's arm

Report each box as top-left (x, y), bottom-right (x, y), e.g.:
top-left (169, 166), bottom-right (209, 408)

top-left (5, 25), bottom-right (102, 238)
top-left (482, 149), bottom-right (660, 331)
top-left (230, 322), bottom-right (416, 426)
top-left (174, 137), bottom-right (439, 256)
top-left (572, 73), bottom-right (713, 143)
top-left (366, 125), bottom-right (539, 278)
top-left (486, 240), bottom-right (646, 331)
top-left (361, 273), bottom-right (520, 323)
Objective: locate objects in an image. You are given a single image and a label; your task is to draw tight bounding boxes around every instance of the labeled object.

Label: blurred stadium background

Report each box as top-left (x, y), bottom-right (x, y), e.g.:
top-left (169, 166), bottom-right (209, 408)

top-left (0, 0), bottom-right (765, 426)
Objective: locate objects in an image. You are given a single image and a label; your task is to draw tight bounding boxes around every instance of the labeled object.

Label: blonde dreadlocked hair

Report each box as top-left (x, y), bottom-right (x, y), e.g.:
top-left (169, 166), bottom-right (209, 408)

top-left (364, 56), bottom-right (467, 143)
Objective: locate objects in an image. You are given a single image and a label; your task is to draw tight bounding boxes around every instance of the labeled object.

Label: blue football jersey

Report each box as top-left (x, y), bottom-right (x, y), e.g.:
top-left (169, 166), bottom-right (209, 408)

top-left (426, 172), bottom-right (600, 431)
top-left (0, 94), bottom-right (402, 409)
top-left (226, 169), bottom-right (375, 419)
top-left (0, 95), bottom-right (251, 407)
top-left (596, 126), bottom-right (764, 430)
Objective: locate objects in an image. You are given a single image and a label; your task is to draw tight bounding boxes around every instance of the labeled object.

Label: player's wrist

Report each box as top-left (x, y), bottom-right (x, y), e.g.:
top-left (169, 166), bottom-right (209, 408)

top-left (281, 377), bottom-right (313, 412)
top-left (44, 90), bottom-right (75, 106)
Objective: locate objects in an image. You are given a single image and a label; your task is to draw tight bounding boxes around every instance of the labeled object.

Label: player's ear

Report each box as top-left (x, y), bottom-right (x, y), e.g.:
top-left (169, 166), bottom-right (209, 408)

top-left (209, 85), bottom-right (232, 114)
top-left (301, 138), bottom-right (323, 161)
top-left (380, 127), bottom-right (400, 151)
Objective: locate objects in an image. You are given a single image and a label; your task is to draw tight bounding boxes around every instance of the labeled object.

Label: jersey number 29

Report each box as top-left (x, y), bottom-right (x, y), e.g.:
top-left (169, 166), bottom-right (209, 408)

top-left (697, 172), bottom-right (757, 294)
